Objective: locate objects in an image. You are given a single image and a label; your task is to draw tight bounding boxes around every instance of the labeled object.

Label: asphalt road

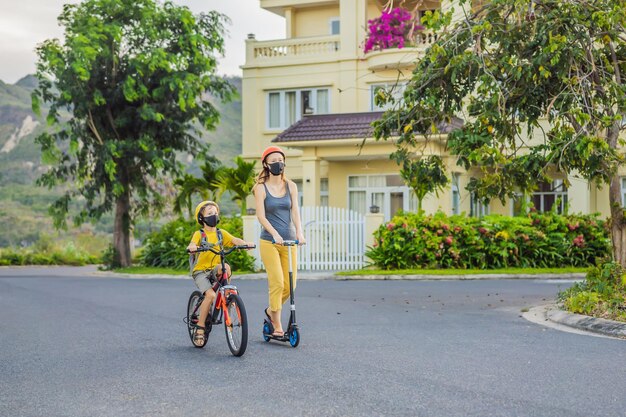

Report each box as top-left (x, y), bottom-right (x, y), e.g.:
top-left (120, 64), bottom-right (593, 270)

top-left (1, 268), bottom-right (625, 417)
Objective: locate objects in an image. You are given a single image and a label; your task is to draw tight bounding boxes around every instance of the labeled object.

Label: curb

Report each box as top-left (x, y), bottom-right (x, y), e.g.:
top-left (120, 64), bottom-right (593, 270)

top-left (334, 273), bottom-right (587, 281)
top-left (90, 271), bottom-right (587, 281)
top-left (546, 308), bottom-right (626, 339)
top-left (524, 304), bottom-right (626, 340)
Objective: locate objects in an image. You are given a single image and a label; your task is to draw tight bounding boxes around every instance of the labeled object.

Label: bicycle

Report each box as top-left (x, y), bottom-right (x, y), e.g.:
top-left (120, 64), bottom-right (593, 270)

top-left (184, 242), bottom-right (255, 357)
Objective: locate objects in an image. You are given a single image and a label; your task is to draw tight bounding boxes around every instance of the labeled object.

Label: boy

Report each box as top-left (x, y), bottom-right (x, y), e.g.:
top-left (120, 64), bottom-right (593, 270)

top-left (187, 200), bottom-right (254, 347)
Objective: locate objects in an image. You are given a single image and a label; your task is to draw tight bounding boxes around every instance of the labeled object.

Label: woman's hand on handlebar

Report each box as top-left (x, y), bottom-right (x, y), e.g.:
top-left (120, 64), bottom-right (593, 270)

top-left (296, 233), bottom-right (306, 246)
top-left (272, 234), bottom-right (284, 245)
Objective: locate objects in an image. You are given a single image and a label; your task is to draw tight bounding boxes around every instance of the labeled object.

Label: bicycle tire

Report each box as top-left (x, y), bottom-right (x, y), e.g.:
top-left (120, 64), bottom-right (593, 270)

top-left (187, 291), bottom-right (207, 348)
top-left (224, 293), bottom-right (248, 356)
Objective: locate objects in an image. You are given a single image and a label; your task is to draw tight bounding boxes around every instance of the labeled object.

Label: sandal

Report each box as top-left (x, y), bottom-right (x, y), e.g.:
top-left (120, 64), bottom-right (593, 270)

top-left (193, 326), bottom-right (206, 346)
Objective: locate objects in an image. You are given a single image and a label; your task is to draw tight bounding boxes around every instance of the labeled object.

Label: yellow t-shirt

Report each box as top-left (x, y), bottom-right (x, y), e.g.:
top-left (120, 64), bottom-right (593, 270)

top-left (190, 229), bottom-right (235, 272)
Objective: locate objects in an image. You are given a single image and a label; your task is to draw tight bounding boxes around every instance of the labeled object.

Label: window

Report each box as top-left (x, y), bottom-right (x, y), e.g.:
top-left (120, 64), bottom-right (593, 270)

top-left (348, 174), bottom-right (412, 220)
top-left (370, 83), bottom-right (406, 111)
top-left (320, 178), bottom-right (329, 207)
top-left (267, 88), bottom-right (330, 129)
top-left (329, 18), bottom-right (340, 35)
top-left (470, 192), bottom-right (489, 218)
top-left (531, 180), bottom-right (567, 214)
top-left (451, 173), bottom-right (460, 215)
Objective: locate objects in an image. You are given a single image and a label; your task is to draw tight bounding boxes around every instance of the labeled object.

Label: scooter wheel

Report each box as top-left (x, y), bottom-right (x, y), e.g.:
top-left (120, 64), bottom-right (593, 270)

top-left (262, 322), bottom-right (271, 342)
top-left (289, 327), bottom-right (300, 347)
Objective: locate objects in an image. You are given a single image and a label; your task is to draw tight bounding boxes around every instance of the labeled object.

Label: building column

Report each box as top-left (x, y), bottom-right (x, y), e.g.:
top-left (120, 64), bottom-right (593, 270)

top-left (365, 212), bottom-right (384, 263)
top-left (302, 156), bottom-right (321, 207)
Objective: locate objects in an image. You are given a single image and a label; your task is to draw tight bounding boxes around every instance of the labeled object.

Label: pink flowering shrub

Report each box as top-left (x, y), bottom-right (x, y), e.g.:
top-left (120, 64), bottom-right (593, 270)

top-left (363, 8), bottom-right (423, 53)
top-left (366, 211), bottom-right (610, 270)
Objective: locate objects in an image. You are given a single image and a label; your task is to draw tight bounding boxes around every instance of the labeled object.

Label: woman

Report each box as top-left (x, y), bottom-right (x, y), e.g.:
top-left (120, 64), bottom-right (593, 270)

top-left (254, 146), bottom-right (306, 337)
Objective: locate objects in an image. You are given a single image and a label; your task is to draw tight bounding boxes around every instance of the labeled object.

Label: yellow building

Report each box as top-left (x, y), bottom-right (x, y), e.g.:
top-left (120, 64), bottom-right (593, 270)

top-left (241, 0), bottom-right (615, 224)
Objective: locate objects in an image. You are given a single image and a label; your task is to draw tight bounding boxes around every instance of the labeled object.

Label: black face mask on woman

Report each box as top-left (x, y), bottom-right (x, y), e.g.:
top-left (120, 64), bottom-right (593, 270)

top-left (268, 162), bottom-right (285, 176)
top-left (202, 214), bottom-right (219, 227)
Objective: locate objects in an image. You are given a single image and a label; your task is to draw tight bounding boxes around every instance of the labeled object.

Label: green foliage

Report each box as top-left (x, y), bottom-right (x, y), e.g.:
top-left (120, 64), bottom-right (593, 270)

top-left (559, 261), bottom-right (626, 321)
top-left (214, 156), bottom-right (257, 216)
top-left (367, 211), bottom-right (610, 270)
top-left (372, 0), bottom-right (626, 263)
top-left (32, 0), bottom-right (235, 266)
top-left (140, 216), bottom-right (255, 272)
top-left (398, 154), bottom-right (448, 213)
top-left (0, 241), bottom-right (98, 266)
top-left (173, 154), bottom-right (222, 216)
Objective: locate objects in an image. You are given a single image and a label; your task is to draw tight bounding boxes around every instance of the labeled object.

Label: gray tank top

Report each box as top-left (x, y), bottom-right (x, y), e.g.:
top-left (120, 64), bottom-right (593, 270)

top-left (260, 182), bottom-right (296, 242)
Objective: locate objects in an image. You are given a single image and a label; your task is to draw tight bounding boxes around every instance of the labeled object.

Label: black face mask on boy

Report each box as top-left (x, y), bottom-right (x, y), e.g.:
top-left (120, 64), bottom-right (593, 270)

top-left (202, 214), bottom-right (219, 227)
top-left (268, 161), bottom-right (285, 176)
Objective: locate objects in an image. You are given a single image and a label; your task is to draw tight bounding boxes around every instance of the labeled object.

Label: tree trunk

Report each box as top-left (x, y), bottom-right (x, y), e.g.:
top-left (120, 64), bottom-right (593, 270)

top-left (607, 124), bottom-right (626, 270)
top-left (113, 188), bottom-right (132, 268)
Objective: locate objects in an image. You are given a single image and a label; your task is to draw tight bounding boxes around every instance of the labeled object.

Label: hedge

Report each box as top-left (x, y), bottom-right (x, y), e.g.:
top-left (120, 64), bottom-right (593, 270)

top-left (366, 211), bottom-right (610, 270)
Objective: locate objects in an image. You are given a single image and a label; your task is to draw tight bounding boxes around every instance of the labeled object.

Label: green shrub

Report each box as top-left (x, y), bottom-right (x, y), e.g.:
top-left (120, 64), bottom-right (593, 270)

top-left (366, 211), bottom-right (610, 270)
top-left (140, 216), bottom-right (256, 272)
top-left (559, 261), bottom-right (626, 321)
top-left (0, 241), bottom-right (98, 266)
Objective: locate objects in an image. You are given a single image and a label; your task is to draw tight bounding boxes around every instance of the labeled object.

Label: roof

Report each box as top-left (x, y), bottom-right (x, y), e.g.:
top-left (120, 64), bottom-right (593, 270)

top-left (272, 112), bottom-right (464, 143)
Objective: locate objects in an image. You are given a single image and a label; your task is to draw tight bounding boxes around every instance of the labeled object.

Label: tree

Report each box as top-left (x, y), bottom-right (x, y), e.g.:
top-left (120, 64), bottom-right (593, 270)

top-left (373, 0), bottom-right (626, 272)
top-left (173, 154), bottom-right (222, 216)
top-left (214, 156), bottom-right (257, 216)
top-left (399, 155), bottom-right (449, 214)
top-left (32, 0), bottom-right (235, 267)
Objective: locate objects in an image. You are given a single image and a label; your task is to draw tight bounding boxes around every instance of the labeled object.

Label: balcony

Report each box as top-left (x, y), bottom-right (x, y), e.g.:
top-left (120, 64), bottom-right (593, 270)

top-left (365, 31), bottom-right (437, 71)
top-left (244, 35), bottom-right (341, 69)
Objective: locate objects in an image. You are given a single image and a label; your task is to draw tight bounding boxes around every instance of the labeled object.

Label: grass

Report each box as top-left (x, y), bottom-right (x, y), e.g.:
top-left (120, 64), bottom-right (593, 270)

top-left (336, 267), bottom-right (590, 276)
top-left (115, 266), bottom-right (188, 275)
top-left (114, 266), bottom-right (256, 276)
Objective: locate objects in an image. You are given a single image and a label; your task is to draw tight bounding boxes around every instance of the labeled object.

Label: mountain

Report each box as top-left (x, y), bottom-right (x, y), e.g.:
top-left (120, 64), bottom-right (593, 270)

top-left (0, 75), bottom-right (244, 247)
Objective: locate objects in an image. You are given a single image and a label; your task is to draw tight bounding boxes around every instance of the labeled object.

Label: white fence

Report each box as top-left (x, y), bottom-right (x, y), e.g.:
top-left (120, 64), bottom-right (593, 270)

top-left (252, 206), bottom-right (366, 271)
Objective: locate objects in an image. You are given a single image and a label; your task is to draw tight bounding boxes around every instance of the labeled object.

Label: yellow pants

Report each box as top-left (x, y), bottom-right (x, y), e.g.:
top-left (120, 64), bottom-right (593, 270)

top-left (260, 239), bottom-right (297, 312)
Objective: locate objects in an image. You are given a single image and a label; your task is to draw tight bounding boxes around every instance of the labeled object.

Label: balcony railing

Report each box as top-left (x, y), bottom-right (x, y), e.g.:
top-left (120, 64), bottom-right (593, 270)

top-left (245, 35), bottom-right (340, 67)
top-left (364, 30), bottom-right (438, 70)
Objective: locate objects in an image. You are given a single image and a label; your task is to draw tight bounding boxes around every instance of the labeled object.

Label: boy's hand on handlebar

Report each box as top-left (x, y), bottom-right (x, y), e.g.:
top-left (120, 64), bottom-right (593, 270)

top-left (187, 242), bottom-right (198, 253)
top-left (245, 242), bottom-right (256, 250)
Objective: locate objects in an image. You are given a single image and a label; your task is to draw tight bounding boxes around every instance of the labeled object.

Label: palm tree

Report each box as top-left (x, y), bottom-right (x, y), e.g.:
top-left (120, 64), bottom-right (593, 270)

top-left (213, 156), bottom-right (257, 215)
top-left (174, 155), bottom-right (222, 216)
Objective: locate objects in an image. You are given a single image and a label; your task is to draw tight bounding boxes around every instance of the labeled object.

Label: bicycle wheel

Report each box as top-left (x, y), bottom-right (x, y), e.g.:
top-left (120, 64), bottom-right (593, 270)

top-left (187, 291), bottom-right (207, 348)
top-left (224, 293), bottom-right (248, 356)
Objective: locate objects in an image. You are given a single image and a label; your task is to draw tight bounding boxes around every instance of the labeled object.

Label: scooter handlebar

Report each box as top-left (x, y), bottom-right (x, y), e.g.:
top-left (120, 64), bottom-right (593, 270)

top-left (271, 239), bottom-right (299, 246)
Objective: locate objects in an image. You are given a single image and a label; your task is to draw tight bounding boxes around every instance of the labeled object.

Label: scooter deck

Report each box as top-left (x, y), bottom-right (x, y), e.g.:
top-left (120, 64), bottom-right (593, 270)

top-left (263, 319), bottom-right (297, 342)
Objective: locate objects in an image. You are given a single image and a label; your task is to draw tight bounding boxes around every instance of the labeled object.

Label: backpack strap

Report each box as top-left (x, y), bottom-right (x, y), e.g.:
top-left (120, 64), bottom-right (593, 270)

top-left (216, 228), bottom-right (223, 247)
top-left (199, 229), bottom-right (208, 247)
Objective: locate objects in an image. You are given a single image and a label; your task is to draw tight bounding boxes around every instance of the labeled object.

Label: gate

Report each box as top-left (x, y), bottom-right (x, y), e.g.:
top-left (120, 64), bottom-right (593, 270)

top-left (253, 206), bottom-right (366, 271)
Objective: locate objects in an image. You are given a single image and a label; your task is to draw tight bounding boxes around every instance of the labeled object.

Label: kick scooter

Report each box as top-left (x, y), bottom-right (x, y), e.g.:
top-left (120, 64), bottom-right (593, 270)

top-left (262, 239), bottom-right (300, 347)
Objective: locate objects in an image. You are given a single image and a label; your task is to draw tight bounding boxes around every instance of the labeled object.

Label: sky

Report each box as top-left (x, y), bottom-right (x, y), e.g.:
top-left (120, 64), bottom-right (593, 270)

top-left (0, 0), bottom-right (285, 84)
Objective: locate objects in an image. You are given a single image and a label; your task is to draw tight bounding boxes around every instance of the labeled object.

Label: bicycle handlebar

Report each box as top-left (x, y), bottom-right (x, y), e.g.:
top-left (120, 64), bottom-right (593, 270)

top-left (187, 244), bottom-right (256, 255)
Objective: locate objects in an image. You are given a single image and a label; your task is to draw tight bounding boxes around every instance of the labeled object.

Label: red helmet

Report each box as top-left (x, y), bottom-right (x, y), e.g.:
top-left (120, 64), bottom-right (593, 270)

top-left (261, 146), bottom-right (285, 163)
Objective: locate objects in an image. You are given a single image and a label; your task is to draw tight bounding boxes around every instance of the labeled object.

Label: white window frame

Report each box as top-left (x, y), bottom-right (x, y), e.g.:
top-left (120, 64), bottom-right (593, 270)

top-left (320, 178), bottom-right (329, 207)
top-left (531, 179), bottom-right (567, 214)
top-left (347, 174), bottom-right (412, 221)
top-left (370, 82), bottom-right (407, 111)
top-left (451, 173), bottom-right (460, 215)
top-left (470, 192), bottom-right (490, 218)
top-left (266, 87), bottom-right (331, 130)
